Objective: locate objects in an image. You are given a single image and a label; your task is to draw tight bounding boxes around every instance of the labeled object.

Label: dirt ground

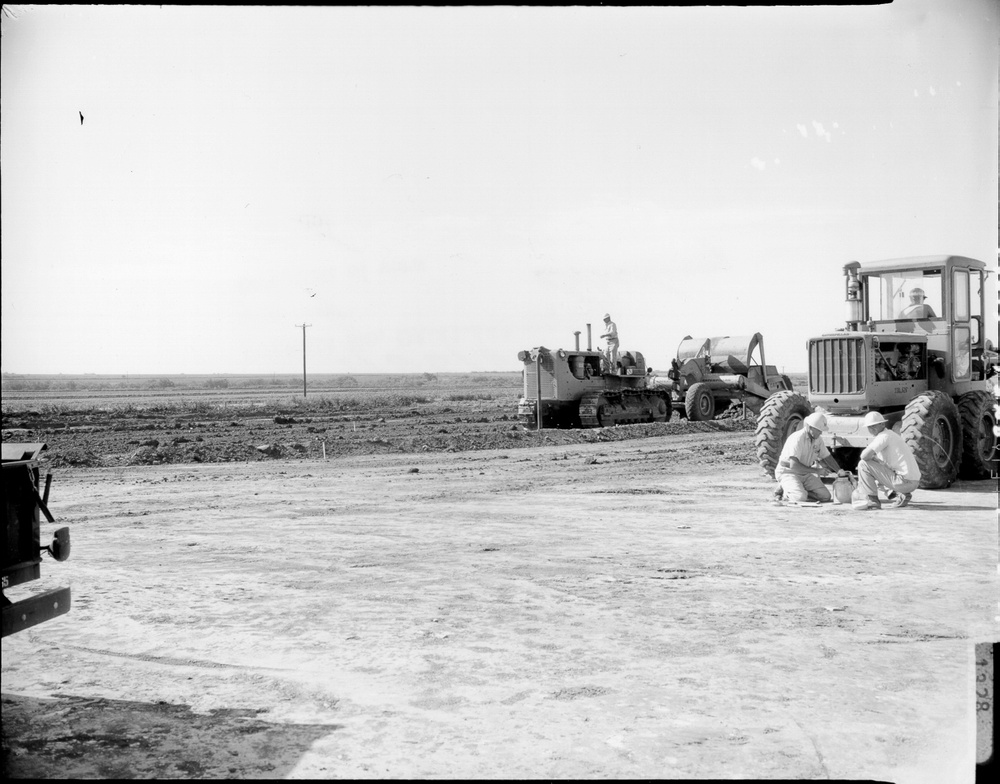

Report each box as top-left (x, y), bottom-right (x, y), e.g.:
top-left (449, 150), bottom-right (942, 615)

top-left (0, 387), bottom-right (637, 467)
top-left (1, 409), bottom-right (997, 780)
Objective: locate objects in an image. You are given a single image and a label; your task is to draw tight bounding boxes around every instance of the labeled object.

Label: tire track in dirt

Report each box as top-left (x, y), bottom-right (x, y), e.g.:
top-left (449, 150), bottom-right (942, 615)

top-left (59, 645), bottom-right (290, 672)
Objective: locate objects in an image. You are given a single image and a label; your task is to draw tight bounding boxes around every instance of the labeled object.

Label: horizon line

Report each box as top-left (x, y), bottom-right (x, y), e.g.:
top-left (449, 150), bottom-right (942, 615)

top-left (1, 369), bottom-right (812, 378)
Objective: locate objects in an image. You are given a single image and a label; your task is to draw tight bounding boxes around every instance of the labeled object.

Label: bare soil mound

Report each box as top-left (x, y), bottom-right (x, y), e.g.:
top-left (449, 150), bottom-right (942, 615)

top-left (2, 401), bottom-right (758, 469)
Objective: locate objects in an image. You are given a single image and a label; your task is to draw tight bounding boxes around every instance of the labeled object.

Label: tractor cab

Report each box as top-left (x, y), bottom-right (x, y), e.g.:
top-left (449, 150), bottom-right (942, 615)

top-left (861, 266), bottom-right (944, 335)
top-left (842, 255), bottom-right (995, 394)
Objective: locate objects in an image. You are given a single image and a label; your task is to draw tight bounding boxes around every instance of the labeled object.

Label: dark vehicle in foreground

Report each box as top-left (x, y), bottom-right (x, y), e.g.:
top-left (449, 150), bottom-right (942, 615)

top-left (3, 443), bottom-right (71, 637)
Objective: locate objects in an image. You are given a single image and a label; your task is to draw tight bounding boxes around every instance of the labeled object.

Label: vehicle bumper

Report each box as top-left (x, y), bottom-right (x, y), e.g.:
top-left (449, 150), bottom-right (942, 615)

top-left (2, 586), bottom-right (72, 637)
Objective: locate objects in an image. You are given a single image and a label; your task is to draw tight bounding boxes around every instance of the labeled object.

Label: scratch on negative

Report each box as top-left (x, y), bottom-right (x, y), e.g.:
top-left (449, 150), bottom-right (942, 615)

top-left (792, 718), bottom-right (830, 779)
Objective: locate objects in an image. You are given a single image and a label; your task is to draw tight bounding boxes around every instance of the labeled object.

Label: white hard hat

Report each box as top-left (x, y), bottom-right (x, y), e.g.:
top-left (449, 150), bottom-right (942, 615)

top-left (909, 288), bottom-right (925, 297)
top-left (862, 411), bottom-right (888, 427)
top-left (804, 412), bottom-right (828, 431)
top-left (603, 313), bottom-right (611, 320)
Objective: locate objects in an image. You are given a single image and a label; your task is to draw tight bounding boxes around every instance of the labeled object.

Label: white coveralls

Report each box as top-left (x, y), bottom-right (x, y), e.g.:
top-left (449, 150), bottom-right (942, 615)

top-left (601, 320), bottom-right (619, 370)
top-left (857, 429), bottom-right (921, 498)
top-left (775, 428), bottom-right (832, 503)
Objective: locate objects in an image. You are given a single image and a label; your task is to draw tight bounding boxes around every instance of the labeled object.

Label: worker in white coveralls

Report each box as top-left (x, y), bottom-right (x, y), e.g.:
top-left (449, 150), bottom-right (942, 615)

top-left (600, 313), bottom-right (619, 372)
top-left (774, 412), bottom-right (844, 503)
top-left (854, 411), bottom-right (921, 510)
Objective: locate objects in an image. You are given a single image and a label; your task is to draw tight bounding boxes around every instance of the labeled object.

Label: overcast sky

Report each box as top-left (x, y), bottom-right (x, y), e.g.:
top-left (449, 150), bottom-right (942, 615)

top-left (2, 1), bottom-right (996, 375)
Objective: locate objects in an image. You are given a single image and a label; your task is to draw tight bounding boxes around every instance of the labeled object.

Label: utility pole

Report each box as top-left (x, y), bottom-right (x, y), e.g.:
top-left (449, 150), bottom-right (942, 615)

top-left (295, 323), bottom-right (312, 397)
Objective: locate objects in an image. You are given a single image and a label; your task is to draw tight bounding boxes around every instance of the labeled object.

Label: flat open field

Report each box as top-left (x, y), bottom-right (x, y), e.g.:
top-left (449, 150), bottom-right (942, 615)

top-left (2, 375), bottom-right (996, 781)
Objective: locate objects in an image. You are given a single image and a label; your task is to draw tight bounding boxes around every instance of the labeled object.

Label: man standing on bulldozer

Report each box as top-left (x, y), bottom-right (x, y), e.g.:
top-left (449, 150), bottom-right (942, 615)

top-left (600, 313), bottom-right (619, 372)
top-left (773, 412), bottom-right (845, 503)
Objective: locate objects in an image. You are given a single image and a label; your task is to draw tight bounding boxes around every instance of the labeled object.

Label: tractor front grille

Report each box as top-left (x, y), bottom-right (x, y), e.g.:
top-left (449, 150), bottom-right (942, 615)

top-left (522, 356), bottom-right (557, 400)
top-left (809, 337), bottom-right (865, 395)
top-left (523, 363), bottom-right (538, 399)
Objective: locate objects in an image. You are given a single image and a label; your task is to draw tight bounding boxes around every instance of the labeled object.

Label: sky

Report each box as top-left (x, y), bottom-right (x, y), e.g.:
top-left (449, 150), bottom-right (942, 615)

top-left (2, 1), bottom-right (997, 375)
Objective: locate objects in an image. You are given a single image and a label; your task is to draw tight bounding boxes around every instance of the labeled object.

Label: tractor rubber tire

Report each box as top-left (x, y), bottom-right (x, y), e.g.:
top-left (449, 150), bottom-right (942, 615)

top-left (754, 390), bottom-right (812, 479)
top-left (685, 382), bottom-right (715, 421)
top-left (779, 375), bottom-right (794, 391)
top-left (901, 391), bottom-right (962, 489)
top-left (957, 390), bottom-right (997, 480)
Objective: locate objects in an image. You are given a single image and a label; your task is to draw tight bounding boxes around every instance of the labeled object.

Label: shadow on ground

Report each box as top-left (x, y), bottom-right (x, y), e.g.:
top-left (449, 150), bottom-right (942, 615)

top-left (1, 693), bottom-right (339, 779)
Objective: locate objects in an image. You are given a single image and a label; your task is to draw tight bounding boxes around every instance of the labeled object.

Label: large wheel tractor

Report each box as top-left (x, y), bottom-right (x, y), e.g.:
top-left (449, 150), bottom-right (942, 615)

top-left (755, 255), bottom-right (998, 490)
top-left (754, 390), bottom-right (812, 479)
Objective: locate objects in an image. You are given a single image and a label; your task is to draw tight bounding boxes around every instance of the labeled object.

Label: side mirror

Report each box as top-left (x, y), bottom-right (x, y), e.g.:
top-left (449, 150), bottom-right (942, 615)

top-left (49, 527), bottom-right (71, 562)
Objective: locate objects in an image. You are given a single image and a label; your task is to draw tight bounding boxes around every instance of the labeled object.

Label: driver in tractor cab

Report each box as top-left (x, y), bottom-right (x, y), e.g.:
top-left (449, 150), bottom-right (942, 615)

top-left (898, 287), bottom-right (936, 319)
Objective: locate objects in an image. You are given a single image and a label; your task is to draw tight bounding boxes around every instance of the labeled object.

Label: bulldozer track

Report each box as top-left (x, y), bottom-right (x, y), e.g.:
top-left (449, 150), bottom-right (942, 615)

top-left (517, 410), bottom-right (537, 430)
top-left (579, 389), bottom-right (671, 428)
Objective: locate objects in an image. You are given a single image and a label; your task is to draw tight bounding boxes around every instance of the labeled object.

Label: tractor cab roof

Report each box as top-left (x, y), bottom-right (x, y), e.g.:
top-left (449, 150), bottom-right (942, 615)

top-left (847, 255), bottom-right (986, 275)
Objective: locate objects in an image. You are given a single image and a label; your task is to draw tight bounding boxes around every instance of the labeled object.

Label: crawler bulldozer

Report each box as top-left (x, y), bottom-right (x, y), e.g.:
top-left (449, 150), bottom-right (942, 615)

top-left (661, 333), bottom-right (793, 420)
top-left (517, 324), bottom-right (672, 429)
top-left (755, 255), bottom-right (998, 488)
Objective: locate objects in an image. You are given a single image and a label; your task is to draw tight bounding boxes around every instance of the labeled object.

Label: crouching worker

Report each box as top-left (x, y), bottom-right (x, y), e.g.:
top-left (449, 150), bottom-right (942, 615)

top-left (775, 412), bottom-right (844, 503)
top-left (854, 411), bottom-right (921, 510)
